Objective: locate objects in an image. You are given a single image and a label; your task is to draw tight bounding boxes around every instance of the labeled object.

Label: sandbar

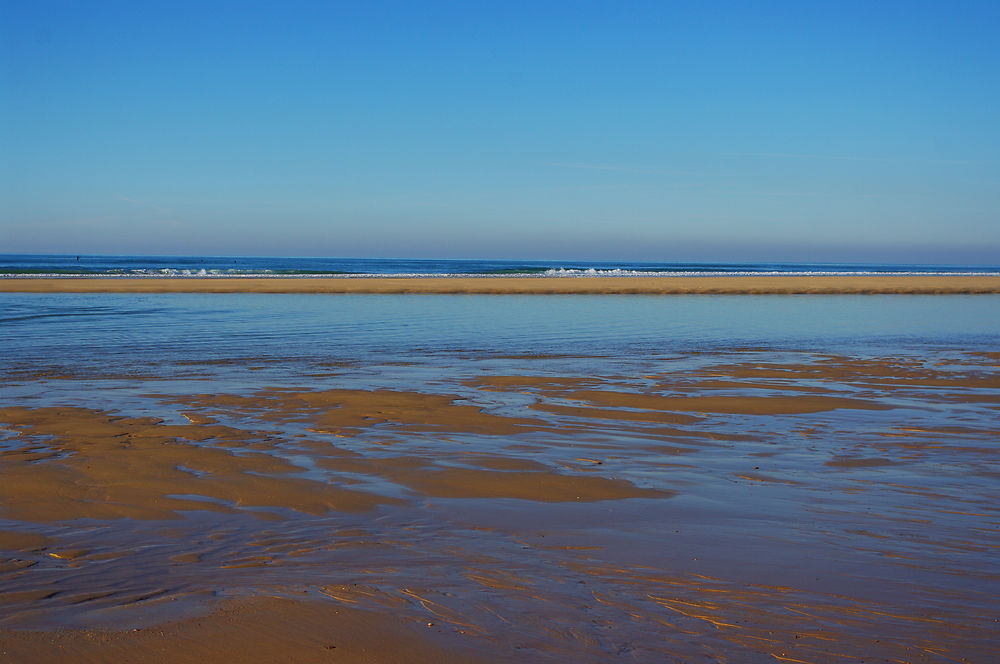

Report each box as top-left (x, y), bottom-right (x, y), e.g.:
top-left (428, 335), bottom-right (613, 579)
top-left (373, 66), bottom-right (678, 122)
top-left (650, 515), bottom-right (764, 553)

top-left (1, 275), bottom-right (999, 294)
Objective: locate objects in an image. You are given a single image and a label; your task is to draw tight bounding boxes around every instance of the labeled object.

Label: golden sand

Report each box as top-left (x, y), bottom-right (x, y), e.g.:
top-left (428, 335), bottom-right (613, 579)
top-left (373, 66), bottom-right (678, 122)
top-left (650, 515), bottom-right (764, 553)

top-left (0, 596), bottom-right (496, 664)
top-left (2, 274), bottom-right (999, 293)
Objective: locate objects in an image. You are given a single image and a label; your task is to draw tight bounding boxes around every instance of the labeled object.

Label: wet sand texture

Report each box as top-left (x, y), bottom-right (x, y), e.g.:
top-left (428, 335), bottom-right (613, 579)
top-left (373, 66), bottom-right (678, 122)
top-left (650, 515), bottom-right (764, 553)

top-left (0, 596), bottom-right (497, 664)
top-left (1, 350), bottom-right (998, 662)
top-left (2, 274), bottom-right (1000, 293)
top-left (0, 406), bottom-right (403, 521)
top-left (0, 389), bottom-right (668, 523)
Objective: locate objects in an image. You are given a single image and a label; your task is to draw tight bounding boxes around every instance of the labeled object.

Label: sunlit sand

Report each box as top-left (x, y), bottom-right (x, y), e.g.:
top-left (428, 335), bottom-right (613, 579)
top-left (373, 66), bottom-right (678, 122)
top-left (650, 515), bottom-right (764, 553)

top-left (2, 275), bottom-right (999, 294)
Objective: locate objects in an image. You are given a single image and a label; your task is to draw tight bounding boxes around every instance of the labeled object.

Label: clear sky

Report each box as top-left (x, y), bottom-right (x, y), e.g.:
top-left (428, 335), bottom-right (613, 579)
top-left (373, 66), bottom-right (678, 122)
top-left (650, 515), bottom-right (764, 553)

top-left (2, 0), bottom-right (998, 263)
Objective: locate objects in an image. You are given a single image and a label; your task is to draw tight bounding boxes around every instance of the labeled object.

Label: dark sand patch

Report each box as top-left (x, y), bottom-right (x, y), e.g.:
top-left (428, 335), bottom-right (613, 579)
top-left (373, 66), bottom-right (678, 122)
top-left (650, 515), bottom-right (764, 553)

top-left (653, 378), bottom-right (830, 393)
top-left (565, 561), bottom-right (996, 664)
top-left (383, 466), bottom-right (669, 502)
top-left (697, 353), bottom-right (1000, 390)
top-left (469, 375), bottom-right (604, 390)
top-left (314, 455), bottom-right (670, 502)
top-left (452, 454), bottom-right (551, 472)
top-left (469, 374), bottom-right (889, 416)
top-left (563, 389), bottom-right (889, 415)
top-left (825, 456), bottom-right (898, 468)
top-left (530, 402), bottom-right (701, 425)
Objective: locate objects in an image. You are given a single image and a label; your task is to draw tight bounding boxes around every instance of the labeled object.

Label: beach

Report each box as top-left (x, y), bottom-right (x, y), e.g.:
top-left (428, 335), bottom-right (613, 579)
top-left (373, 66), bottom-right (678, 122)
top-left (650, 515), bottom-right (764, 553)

top-left (2, 274), bottom-right (1000, 294)
top-left (2, 293), bottom-right (999, 662)
top-left (6, 0), bottom-right (1000, 658)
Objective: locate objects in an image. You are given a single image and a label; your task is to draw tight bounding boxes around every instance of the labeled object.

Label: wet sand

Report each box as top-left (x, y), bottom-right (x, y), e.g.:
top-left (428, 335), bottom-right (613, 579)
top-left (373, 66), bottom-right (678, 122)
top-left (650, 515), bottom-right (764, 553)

top-left (2, 274), bottom-right (1000, 293)
top-left (0, 596), bottom-right (496, 664)
top-left (2, 350), bottom-right (999, 661)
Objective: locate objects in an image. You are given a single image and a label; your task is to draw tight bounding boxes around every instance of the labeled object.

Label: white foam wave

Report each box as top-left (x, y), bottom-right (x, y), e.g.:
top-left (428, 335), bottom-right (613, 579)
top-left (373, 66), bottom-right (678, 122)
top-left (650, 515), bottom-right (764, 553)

top-left (542, 268), bottom-right (1000, 277)
top-left (3, 269), bottom-right (1000, 279)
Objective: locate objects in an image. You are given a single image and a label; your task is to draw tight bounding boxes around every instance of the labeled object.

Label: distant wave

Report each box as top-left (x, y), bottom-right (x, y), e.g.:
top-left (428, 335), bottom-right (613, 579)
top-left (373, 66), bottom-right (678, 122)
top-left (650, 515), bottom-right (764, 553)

top-left (1, 268), bottom-right (352, 277)
top-left (540, 267), bottom-right (1000, 277)
top-left (5, 269), bottom-right (1000, 279)
top-left (3, 255), bottom-right (999, 279)
top-left (541, 267), bottom-right (1000, 277)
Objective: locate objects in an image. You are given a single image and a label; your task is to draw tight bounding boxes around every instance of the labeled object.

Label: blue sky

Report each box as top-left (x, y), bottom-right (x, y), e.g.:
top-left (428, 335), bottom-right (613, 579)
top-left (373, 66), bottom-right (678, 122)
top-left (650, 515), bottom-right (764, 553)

top-left (2, 1), bottom-right (998, 262)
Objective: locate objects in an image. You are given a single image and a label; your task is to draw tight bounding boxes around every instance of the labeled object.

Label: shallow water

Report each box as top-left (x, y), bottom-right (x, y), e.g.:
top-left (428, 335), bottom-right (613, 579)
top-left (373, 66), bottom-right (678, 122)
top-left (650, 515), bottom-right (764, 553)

top-left (4, 293), bottom-right (999, 362)
top-left (1, 294), bottom-right (998, 662)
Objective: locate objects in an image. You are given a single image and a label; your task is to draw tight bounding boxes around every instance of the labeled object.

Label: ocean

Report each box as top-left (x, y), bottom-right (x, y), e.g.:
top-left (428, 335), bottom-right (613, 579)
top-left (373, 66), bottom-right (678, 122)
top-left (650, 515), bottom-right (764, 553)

top-left (2, 253), bottom-right (998, 277)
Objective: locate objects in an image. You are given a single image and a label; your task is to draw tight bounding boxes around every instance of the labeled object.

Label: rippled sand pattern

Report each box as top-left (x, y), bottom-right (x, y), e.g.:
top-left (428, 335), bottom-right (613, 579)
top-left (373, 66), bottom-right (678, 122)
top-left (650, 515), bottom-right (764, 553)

top-left (1, 349), bottom-right (999, 662)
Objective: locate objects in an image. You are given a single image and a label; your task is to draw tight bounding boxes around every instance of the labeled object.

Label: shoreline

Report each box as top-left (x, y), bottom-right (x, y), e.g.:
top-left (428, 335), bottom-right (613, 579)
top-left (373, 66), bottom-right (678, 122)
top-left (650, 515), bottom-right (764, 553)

top-left (2, 275), bottom-right (1000, 294)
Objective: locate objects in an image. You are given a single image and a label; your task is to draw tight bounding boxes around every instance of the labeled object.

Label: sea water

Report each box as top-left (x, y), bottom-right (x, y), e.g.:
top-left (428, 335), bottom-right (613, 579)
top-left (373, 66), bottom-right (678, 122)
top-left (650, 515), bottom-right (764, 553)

top-left (1, 253), bottom-right (998, 277)
top-left (4, 293), bottom-right (999, 369)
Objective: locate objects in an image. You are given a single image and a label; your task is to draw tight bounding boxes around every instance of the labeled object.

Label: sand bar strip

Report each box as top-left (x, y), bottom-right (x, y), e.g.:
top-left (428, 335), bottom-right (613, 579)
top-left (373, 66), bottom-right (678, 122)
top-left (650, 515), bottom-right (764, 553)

top-left (2, 275), bottom-right (999, 294)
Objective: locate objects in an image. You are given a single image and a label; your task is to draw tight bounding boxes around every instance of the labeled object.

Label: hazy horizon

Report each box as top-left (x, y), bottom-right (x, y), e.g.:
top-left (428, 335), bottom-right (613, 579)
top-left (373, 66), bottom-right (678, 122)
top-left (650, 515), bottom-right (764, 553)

top-left (3, 250), bottom-right (998, 268)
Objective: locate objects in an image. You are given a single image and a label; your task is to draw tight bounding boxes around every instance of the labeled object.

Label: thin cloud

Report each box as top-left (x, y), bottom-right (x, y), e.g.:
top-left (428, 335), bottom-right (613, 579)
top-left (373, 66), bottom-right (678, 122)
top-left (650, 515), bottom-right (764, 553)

top-left (549, 162), bottom-right (646, 172)
top-left (548, 162), bottom-right (693, 176)
top-left (723, 152), bottom-right (894, 162)
top-left (723, 152), bottom-right (987, 165)
top-left (723, 189), bottom-right (922, 200)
